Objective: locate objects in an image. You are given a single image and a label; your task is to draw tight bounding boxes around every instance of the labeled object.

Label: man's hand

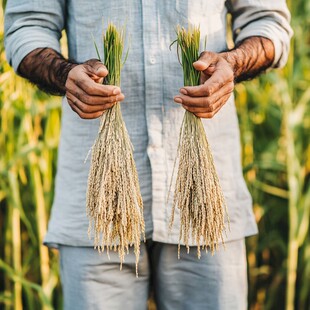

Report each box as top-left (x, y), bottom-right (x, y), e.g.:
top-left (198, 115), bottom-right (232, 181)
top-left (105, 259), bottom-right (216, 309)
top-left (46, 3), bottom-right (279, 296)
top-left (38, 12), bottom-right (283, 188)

top-left (174, 51), bottom-right (234, 119)
top-left (65, 59), bottom-right (124, 119)
top-left (173, 37), bottom-right (275, 118)
top-left (18, 48), bottom-right (124, 119)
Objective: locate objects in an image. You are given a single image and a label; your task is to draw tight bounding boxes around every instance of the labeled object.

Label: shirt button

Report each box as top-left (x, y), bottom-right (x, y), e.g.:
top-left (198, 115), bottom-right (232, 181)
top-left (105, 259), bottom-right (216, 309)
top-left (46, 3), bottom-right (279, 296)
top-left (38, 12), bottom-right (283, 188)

top-left (150, 56), bottom-right (156, 64)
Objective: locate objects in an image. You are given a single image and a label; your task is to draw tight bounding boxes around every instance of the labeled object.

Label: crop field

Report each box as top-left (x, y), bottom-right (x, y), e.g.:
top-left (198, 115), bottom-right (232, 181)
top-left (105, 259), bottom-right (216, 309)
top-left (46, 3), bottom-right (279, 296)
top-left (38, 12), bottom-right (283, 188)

top-left (0, 1), bottom-right (309, 309)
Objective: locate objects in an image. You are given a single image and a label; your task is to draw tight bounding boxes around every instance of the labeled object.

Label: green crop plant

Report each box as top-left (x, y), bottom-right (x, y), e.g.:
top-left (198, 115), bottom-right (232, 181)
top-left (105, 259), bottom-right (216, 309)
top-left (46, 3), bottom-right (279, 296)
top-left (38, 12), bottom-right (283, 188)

top-left (0, 0), bottom-right (309, 309)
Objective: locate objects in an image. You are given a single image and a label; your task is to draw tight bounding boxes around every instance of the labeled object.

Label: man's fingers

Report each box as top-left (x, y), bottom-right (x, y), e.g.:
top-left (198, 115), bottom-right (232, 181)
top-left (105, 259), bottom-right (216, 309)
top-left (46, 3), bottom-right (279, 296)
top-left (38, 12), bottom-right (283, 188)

top-left (203, 65), bottom-right (234, 96)
top-left (66, 60), bottom-right (121, 97)
top-left (77, 78), bottom-right (121, 97)
top-left (66, 73), bottom-right (121, 97)
top-left (67, 99), bottom-right (105, 119)
top-left (64, 59), bottom-right (125, 119)
top-left (173, 51), bottom-right (235, 118)
top-left (181, 65), bottom-right (233, 97)
top-left (66, 92), bottom-right (117, 114)
top-left (175, 81), bottom-right (234, 108)
top-left (181, 92), bottom-right (231, 115)
top-left (71, 84), bottom-right (123, 105)
top-left (185, 51), bottom-right (234, 97)
top-left (193, 103), bottom-right (224, 119)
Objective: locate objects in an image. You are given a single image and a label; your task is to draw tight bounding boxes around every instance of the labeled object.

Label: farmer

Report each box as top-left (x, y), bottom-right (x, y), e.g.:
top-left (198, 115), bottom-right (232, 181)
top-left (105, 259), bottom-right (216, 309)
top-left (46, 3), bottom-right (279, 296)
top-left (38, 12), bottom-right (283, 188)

top-left (4, 1), bottom-right (292, 309)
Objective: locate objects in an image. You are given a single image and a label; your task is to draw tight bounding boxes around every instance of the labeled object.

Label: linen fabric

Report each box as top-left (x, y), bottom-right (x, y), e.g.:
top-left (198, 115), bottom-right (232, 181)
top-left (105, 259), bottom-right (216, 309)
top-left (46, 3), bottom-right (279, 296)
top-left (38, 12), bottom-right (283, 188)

top-left (4, 0), bottom-right (293, 247)
top-left (59, 239), bottom-right (247, 310)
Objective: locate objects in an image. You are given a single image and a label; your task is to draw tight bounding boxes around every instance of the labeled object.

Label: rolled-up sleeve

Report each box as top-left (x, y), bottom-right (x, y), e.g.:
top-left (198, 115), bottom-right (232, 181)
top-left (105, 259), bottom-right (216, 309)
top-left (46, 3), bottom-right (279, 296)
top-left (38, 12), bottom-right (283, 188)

top-left (228, 0), bottom-right (293, 68)
top-left (4, 0), bottom-right (65, 72)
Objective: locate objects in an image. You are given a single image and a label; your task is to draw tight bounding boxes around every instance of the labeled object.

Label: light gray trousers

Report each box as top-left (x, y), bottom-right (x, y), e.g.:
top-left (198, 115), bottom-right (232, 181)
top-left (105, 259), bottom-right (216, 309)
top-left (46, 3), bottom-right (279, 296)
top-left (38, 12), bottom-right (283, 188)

top-left (59, 239), bottom-right (247, 310)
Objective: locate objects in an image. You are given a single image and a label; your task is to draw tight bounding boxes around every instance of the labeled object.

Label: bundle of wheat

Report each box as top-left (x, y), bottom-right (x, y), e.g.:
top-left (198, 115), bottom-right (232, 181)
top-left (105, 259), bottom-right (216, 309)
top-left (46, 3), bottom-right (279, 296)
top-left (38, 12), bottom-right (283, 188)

top-left (169, 25), bottom-right (229, 258)
top-left (86, 23), bottom-right (145, 274)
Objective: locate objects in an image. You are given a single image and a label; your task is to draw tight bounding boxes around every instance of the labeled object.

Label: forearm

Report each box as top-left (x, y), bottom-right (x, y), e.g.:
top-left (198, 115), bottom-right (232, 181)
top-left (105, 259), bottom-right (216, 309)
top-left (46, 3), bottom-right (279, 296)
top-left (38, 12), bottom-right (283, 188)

top-left (221, 36), bottom-right (275, 83)
top-left (18, 48), bottom-right (78, 96)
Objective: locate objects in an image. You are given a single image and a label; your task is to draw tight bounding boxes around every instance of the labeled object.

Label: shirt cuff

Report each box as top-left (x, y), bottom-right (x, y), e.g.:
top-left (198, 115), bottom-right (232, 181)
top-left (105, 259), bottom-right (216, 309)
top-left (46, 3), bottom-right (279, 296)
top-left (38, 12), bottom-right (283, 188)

top-left (234, 19), bottom-right (291, 69)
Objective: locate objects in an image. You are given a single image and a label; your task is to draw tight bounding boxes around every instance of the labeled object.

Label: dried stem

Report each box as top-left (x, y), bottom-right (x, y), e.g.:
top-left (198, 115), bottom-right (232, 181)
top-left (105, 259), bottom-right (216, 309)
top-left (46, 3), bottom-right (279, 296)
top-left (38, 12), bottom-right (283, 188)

top-left (86, 23), bottom-right (145, 274)
top-left (170, 25), bottom-right (229, 258)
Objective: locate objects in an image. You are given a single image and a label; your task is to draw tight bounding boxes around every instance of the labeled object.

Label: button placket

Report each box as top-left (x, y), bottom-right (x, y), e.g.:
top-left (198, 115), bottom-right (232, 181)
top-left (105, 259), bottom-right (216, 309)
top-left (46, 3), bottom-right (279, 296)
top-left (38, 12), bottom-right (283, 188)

top-left (150, 56), bottom-right (156, 64)
top-left (141, 0), bottom-right (166, 237)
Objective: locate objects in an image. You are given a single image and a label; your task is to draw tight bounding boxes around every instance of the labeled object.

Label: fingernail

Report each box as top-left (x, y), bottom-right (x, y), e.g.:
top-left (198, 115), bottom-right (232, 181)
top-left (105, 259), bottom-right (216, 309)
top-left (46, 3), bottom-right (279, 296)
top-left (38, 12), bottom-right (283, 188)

top-left (97, 66), bottom-right (107, 73)
top-left (113, 88), bottom-right (120, 95)
top-left (174, 97), bottom-right (183, 104)
top-left (180, 88), bottom-right (187, 95)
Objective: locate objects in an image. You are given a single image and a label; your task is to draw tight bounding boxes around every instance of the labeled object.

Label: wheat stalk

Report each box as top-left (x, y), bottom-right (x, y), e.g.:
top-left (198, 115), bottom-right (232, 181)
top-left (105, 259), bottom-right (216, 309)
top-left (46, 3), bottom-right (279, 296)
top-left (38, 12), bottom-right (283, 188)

top-left (169, 25), bottom-right (229, 258)
top-left (86, 23), bottom-right (145, 275)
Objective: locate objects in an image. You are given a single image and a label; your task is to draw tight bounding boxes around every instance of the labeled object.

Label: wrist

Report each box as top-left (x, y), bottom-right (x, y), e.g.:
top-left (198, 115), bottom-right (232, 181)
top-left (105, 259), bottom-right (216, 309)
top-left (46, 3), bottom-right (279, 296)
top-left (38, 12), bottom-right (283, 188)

top-left (19, 48), bottom-right (79, 96)
top-left (219, 51), bottom-right (238, 82)
top-left (219, 37), bottom-right (275, 83)
top-left (57, 61), bottom-right (79, 94)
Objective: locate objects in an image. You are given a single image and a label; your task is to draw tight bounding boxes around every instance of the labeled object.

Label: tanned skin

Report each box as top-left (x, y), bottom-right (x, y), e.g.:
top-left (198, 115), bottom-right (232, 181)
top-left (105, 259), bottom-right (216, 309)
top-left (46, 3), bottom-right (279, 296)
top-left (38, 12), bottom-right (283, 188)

top-left (18, 36), bottom-right (274, 119)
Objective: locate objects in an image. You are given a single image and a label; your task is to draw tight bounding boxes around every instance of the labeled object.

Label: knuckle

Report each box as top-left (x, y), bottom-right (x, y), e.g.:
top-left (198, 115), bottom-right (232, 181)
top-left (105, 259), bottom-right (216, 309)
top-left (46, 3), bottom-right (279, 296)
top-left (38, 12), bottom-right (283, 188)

top-left (74, 91), bottom-right (81, 100)
top-left (108, 96), bottom-right (117, 103)
top-left (202, 84), bottom-right (209, 94)
top-left (206, 87), bottom-right (213, 96)
top-left (77, 92), bottom-right (84, 101)
top-left (83, 83), bottom-right (93, 94)
top-left (79, 93), bottom-right (90, 103)
top-left (203, 97), bottom-right (211, 107)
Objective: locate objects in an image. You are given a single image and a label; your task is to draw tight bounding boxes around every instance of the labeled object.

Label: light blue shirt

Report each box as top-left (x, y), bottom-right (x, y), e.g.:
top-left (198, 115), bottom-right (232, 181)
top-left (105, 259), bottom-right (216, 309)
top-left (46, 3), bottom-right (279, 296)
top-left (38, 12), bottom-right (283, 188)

top-left (5, 0), bottom-right (292, 247)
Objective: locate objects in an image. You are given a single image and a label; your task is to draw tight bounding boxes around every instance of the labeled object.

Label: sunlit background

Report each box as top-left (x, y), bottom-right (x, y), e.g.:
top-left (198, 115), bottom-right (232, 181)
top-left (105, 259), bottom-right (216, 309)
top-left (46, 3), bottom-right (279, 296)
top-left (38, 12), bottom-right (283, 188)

top-left (0, 1), bottom-right (309, 309)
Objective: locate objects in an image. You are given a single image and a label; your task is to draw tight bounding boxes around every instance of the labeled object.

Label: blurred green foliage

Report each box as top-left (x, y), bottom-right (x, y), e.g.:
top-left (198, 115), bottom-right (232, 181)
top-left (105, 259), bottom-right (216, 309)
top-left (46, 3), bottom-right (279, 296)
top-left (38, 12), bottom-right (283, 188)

top-left (236, 1), bottom-right (310, 309)
top-left (0, 1), bottom-right (309, 309)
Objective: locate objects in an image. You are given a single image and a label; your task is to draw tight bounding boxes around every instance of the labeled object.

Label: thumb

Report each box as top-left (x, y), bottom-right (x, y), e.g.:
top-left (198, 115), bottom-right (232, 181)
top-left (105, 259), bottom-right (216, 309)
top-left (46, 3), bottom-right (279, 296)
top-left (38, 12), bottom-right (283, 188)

top-left (84, 59), bottom-right (109, 78)
top-left (193, 52), bottom-right (217, 74)
top-left (193, 60), bottom-right (210, 71)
